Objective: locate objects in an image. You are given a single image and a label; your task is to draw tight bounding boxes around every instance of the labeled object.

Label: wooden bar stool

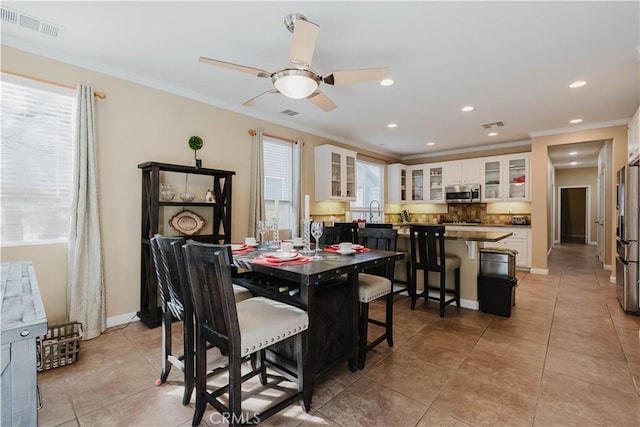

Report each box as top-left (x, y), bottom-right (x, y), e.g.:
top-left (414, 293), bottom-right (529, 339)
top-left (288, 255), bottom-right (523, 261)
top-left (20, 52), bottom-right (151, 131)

top-left (183, 242), bottom-right (310, 426)
top-left (356, 227), bottom-right (398, 369)
top-left (408, 225), bottom-right (461, 317)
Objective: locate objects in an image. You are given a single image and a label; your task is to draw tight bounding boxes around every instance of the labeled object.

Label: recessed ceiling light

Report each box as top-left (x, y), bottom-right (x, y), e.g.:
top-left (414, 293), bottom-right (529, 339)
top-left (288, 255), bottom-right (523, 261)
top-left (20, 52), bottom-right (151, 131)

top-left (569, 118), bottom-right (583, 124)
top-left (570, 161), bottom-right (578, 166)
top-left (569, 80), bottom-right (587, 88)
top-left (569, 151), bottom-right (578, 156)
top-left (426, 142), bottom-right (436, 146)
top-left (387, 123), bottom-right (397, 128)
top-left (461, 106), bottom-right (474, 112)
top-left (488, 132), bottom-right (498, 137)
top-left (380, 78), bottom-right (394, 86)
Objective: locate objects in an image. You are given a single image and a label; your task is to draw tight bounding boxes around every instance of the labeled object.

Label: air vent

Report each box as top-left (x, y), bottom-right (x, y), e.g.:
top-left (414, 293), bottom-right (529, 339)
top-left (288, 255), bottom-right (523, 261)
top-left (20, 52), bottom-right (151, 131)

top-left (482, 121), bottom-right (505, 129)
top-left (0, 7), bottom-right (64, 38)
top-left (280, 109), bottom-right (300, 117)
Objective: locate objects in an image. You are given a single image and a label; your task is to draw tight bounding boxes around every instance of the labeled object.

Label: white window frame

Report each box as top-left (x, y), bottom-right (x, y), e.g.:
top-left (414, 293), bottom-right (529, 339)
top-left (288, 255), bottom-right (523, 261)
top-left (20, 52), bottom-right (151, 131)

top-left (263, 136), bottom-right (294, 230)
top-left (0, 74), bottom-right (75, 246)
top-left (350, 160), bottom-right (385, 223)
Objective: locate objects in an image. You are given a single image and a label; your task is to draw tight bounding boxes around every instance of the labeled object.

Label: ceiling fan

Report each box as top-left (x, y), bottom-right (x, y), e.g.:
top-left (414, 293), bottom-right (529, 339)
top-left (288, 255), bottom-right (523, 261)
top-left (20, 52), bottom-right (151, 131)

top-left (199, 13), bottom-right (389, 112)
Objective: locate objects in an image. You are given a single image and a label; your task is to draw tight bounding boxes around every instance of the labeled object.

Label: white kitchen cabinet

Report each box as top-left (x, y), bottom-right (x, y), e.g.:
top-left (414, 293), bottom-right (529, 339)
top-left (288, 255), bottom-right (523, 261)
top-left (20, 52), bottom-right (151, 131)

top-left (408, 165), bottom-right (426, 202)
top-left (387, 163), bottom-right (408, 203)
top-left (444, 159), bottom-right (481, 186)
top-left (426, 164), bottom-right (445, 203)
top-left (628, 106), bottom-right (639, 164)
top-left (481, 154), bottom-right (531, 202)
top-left (315, 144), bottom-right (357, 201)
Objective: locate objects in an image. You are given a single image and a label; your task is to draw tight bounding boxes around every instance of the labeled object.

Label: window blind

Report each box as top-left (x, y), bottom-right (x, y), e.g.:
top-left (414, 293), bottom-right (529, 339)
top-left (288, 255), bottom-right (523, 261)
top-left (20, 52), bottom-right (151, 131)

top-left (0, 75), bottom-right (75, 244)
top-left (263, 137), bottom-right (292, 228)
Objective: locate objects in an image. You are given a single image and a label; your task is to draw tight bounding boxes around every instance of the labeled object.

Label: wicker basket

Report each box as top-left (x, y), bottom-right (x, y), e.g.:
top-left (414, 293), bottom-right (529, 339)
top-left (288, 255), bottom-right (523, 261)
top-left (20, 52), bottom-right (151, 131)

top-left (36, 322), bottom-right (83, 372)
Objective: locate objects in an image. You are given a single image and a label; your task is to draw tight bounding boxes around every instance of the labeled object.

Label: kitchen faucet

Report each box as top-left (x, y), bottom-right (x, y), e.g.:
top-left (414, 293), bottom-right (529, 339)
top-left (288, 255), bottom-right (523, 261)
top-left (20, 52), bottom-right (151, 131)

top-left (369, 200), bottom-right (381, 223)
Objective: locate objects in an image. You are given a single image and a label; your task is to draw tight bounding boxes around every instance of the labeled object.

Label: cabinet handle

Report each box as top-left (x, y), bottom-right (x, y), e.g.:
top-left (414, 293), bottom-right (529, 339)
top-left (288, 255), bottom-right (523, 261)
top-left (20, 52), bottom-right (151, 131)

top-left (20, 329), bottom-right (30, 337)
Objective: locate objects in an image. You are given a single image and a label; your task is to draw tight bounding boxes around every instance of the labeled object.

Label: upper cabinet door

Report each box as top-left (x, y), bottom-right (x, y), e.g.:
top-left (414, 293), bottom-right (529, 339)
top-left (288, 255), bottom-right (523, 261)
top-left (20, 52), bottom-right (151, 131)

top-left (409, 166), bottom-right (426, 202)
top-left (506, 154), bottom-right (529, 201)
top-left (444, 159), bottom-right (481, 186)
top-left (427, 164), bottom-right (445, 203)
top-left (482, 159), bottom-right (503, 201)
top-left (315, 144), bottom-right (357, 201)
top-left (387, 163), bottom-right (407, 203)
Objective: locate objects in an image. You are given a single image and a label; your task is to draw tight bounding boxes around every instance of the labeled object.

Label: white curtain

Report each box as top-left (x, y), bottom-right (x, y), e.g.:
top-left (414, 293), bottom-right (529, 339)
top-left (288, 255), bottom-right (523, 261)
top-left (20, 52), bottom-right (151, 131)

top-left (248, 128), bottom-right (265, 237)
top-left (67, 84), bottom-right (106, 340)
top-left (292, 139), bottom-right (303, 237)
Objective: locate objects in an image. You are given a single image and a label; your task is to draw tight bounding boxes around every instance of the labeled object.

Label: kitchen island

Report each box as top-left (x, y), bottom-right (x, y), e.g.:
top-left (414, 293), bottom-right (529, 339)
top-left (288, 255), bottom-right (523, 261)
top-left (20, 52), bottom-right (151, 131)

top-left (395, 226), bottom-right (513, 309)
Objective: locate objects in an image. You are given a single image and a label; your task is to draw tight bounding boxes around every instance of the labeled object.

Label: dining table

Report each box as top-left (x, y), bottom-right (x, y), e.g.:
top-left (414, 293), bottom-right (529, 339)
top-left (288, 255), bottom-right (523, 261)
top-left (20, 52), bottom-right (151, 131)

top-left (230, 245), bottom-right (404, 407)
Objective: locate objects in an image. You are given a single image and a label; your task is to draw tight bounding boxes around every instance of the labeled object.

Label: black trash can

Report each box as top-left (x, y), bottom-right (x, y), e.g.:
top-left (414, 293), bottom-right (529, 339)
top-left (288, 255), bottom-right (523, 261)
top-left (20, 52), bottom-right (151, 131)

top-left (478, 247), bottom-right (518, 317)
top-left (478, 276), bottom-right (518, 317)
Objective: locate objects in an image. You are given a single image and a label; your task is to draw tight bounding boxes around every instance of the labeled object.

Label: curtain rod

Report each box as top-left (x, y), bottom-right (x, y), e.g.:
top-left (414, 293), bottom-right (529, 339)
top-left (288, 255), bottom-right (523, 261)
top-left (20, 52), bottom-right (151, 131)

top-left (1, 70), bottom-right (107, 99)
top-left (247, 129), bottom-right (298, 144)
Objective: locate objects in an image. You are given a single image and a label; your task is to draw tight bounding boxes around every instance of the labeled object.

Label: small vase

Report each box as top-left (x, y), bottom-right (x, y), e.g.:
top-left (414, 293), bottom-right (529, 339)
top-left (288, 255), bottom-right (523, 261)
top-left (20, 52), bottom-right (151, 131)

top-left (195, 159), bottom-right (202, 169)
top-left (160, 185), bottom-right (176, 201)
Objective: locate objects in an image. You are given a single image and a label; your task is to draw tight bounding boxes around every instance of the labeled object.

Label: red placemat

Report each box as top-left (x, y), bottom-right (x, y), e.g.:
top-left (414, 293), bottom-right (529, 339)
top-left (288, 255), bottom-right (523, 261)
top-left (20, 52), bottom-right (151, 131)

top-left (251, 254), bottom-right (313, 266)
top-left (232, 246), bottom-right (257, 255)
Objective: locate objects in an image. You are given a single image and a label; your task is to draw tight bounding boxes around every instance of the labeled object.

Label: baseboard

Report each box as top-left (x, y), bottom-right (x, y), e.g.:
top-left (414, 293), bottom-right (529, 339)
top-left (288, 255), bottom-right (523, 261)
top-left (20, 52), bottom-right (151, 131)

top-left (547, 247), bottom-right (553, 256)
top-left (107, 312), bottom-right (139, 328)
top-left (530, 268), bottom-right (549, 275)
top-left (610, 275), bottom-right (616, 284)
top-left (603, 264), bottom-right (612, 271)
top-left (588, 241), bottom-right (597, 246)
top-left (460, 298), bottom-right (479, 311)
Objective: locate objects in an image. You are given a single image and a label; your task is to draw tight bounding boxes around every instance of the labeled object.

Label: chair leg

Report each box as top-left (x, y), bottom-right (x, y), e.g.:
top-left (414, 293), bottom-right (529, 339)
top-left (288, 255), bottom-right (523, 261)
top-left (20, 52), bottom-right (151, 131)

top-left (258, 349), bottom-right (268, 386)
top-left (159, 310), bottom-right (172, 384)
top-left (409, 269), bottom-right (417, 310)
top-left (385, 292), bottom-right (394, 347)
top-left (229, 352), bottom-right (243, 427)
top-left (439, 273), bottom-right (446, 318)
top-left (182, 315), bottom-right (194, 405)
top-left (455, 267), bottom-right (461, 307)
top-left (192, 332), bottom-right (207, 426)
top-left (296, 332), bottom-right (312, 412)
top-left (358, 301), bottom-right (369, 370)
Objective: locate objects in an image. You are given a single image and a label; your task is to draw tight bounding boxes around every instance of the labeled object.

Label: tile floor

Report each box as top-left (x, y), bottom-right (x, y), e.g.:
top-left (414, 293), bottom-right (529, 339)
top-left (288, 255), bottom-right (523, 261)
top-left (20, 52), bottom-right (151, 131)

top-left (37, 243), bottom-right (640, 426)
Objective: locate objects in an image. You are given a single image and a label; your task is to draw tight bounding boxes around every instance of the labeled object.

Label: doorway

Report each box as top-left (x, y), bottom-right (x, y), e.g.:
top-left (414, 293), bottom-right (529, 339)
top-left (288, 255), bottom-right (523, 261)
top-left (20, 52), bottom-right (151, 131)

top-left (559, 186), bottom-right (589, 244)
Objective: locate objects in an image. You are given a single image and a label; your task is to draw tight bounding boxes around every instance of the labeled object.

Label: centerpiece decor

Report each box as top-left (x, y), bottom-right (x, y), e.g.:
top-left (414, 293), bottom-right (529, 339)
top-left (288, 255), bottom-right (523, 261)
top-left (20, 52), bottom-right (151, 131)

top-left (188, 135), bottom-right (203, 168)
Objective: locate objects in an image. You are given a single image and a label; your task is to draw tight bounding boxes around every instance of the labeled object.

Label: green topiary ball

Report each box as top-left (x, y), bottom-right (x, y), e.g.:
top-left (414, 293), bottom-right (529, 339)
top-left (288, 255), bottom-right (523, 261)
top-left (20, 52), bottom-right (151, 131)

top-left (188, 136), bottom-right (203, 151)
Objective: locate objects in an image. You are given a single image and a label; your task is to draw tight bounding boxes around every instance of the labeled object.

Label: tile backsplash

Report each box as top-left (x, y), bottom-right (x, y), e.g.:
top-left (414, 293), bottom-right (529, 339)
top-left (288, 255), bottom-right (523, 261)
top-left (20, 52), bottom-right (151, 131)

top-left (386, 203), bottom-right (530, 225)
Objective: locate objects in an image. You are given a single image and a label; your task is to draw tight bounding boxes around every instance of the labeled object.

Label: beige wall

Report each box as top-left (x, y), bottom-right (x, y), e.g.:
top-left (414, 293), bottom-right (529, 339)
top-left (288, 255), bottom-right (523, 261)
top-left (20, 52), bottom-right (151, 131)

top-left (554, 167), bottom-right (598, 243)
top-left (531, 127), bottom-right (628, 273)
top-left (0, 46), bottom-right (397, 322)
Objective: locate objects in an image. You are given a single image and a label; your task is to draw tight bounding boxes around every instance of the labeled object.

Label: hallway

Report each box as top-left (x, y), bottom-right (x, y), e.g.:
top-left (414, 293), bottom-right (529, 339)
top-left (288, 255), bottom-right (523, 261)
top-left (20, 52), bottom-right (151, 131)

top-left (35, 243), bottom-right (640, 426)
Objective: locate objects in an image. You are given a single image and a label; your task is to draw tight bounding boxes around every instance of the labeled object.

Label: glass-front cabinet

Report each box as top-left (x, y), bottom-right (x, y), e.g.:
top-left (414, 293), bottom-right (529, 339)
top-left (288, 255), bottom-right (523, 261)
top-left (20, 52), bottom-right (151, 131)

top-left (481, 154), bottom-right (530, 201)
top-left (409, 167), bottom-right (425, 202)
top-left (507, 155), bottom-right (529, 200)
top-left (315, 144), bottom-right (357, 201)
top-left (427, 164), bottom-right (445, 203)
top-left (387, 163), bottom-right (407, 203)
top-left (482, 159), bottom-right (503, 201)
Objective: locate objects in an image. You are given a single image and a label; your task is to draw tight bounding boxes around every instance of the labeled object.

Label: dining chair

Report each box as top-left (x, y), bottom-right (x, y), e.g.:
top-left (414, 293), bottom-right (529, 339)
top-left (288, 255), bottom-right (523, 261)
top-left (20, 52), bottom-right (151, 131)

top-left (183, 242), bottom-right (310, 426)
top-left (151, 235), bottom-right (253, 406)
top-left (355, 227), bottom-right (398, 369)
top-left (334, 222), bottom-right (359, 243)
top-left (407, 225), bottom-right (461, 317)
top-left (364, 223), bottom-right (393, 229)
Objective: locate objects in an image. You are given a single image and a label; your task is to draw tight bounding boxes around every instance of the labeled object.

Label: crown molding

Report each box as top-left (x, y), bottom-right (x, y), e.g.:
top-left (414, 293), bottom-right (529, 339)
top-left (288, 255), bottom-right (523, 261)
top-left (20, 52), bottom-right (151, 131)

top-left (401, 139), bottom-right (531, 162)
top-left (528, 118), bottom-right (631, 138)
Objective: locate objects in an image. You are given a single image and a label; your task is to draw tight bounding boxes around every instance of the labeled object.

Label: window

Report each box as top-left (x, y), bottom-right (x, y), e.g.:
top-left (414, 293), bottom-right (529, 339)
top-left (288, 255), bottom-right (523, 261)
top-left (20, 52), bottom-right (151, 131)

top-left (350, 160), bottom-right (384, 222)
top-left (263, 137), bottom-right (293, 229)
top-left (1, 75), bottom-right (75, 245)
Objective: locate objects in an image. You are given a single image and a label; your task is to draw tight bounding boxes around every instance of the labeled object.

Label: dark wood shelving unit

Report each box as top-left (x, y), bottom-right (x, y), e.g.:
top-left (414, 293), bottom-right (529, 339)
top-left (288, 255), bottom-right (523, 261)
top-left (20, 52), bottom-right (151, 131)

top-left (138, 161), bottom-right (235, 328)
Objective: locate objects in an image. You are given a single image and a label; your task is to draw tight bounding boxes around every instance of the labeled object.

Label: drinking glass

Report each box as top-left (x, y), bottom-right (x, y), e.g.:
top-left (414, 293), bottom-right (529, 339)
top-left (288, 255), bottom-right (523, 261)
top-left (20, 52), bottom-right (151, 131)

top-left (310, 221), bottom-right (323, 259)
top-left (257, 220), bottom-right (268, 249)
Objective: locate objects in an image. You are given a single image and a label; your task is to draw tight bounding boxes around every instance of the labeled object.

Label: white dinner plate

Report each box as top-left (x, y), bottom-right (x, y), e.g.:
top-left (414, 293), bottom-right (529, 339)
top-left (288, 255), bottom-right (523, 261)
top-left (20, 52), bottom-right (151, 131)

top-left (264, 252), bottom-right (299, 261)
top-left (230, 244), bottom-right (247, 251)
top-left (337, 249), bottom-right (356, 255)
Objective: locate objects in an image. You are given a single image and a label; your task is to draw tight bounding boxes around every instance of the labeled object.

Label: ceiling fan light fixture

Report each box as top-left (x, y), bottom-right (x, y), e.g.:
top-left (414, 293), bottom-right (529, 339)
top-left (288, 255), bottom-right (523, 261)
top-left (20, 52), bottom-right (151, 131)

top-left (273, 69), bottom-right (319, 99)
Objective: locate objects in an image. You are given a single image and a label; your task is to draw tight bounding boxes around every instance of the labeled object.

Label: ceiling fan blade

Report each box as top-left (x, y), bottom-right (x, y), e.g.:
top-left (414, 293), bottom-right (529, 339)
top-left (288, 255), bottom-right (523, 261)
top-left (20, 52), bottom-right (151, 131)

top-left (307, 91), bottom-right (337, 112)
top-left (199, 57), bottom-right (271, 78)
top-left (323, 67), bottom-right (389, 85)
top-left (289, 19), bottom-right (319, 68)
top-left (242, 89), bottom-right (280, 107)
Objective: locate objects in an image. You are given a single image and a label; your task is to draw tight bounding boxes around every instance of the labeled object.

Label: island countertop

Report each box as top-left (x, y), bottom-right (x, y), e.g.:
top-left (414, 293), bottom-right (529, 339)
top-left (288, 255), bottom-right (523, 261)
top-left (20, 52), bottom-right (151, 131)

top-left (397, 227), bottom-right (512, 242)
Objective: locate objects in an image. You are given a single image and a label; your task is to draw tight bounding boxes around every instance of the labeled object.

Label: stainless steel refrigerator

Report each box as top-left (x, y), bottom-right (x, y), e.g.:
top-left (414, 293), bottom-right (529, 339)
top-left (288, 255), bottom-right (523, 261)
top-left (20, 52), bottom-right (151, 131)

top-left (616, 163), bottom-right (640, 315)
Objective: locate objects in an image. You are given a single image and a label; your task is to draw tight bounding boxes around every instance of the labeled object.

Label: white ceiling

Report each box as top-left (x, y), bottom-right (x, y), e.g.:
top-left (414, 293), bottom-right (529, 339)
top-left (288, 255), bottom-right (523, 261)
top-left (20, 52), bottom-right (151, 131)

top-left (2, 1), bottom-right (639, 161)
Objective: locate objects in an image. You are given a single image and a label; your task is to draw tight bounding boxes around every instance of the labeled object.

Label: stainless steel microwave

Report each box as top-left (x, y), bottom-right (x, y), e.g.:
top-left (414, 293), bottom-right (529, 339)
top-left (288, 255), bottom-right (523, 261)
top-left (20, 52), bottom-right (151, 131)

top-left (445, 184), bottom-right (481, 203)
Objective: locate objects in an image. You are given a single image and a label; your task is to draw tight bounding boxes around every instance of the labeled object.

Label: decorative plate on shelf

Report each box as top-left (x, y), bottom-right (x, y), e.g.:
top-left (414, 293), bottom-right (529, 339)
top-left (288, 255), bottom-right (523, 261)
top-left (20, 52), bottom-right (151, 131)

top-left (168, 210), bottom-right (205, 236)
